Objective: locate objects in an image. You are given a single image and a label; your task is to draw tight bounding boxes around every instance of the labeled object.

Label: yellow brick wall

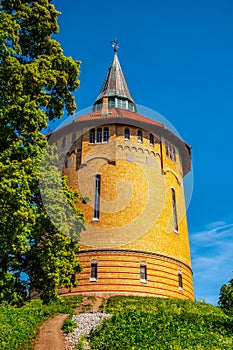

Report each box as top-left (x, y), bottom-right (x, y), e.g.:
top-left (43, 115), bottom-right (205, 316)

top-left (60, 122), bottom-right (194, 300)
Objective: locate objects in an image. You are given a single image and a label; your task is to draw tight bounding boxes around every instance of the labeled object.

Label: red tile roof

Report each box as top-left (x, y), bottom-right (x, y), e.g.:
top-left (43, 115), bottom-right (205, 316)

top-left (75, 108), bottom-right (163, 127)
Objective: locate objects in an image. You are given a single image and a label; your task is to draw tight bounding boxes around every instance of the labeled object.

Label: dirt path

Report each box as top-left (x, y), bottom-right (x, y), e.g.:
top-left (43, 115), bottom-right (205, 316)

top-left (34, 314), bottom-right (69, 350)
top-left (33, 296), bottom-right (107, 350)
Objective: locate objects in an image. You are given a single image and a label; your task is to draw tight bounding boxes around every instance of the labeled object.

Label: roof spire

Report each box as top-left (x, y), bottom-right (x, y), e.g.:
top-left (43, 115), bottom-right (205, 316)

top-left (110, 38), bottom-right (119, 52)
top-left (93, 42), bottom-right (136, 113)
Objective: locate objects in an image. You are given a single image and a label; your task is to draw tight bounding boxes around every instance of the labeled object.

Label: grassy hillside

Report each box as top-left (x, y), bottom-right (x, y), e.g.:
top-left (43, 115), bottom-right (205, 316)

top-left (1, 295), bottom-right (232, 349)
top-left (89, 296), bottom-right (233, 350)
top-left (0, 295), bottom-right (82, 350)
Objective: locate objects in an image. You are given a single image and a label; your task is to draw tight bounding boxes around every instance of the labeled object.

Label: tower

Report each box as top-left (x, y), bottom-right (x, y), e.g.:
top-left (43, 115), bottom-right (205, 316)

top-left (55, 46), bottom-right (194, 300)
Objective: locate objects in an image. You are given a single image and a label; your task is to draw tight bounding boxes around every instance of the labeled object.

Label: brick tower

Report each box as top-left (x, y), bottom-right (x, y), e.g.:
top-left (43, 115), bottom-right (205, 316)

top-left (56, 46), bottom-right (194, 300)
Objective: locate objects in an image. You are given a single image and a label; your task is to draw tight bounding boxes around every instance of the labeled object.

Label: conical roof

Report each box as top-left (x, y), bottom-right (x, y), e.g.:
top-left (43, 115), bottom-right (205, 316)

top-left (93, 52), bottom-right (136, 111)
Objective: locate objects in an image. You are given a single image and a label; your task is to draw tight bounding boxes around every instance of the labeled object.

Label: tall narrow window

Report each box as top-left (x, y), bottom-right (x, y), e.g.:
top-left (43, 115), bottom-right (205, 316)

top-left (124, 128), bottom-right (130, 140)
top-left (103, 127), bottom-right (109, 142)
top-left (72, 132), bottom-right (76, 144)
top-left (76, 148), bottom-right (82, 170)
top-left (90, 260), bottom-right (98, 281)
top-left (140, 262), bottom-right (147, 282)
top-left (149, 133), bottom-right (154, 145)
top-left (165, 140), bottom-right (169, 156)
top-left (89, 129), bottom-right (95, 144)
top-left (172, 188), bottom-right (178, 232)
top-left (96, 128), bottom-right (102, 143)
top-left (178, 271), bottom-right (183, 290)
top-left (62, 136), bottom-right (66, 149)
top-left (172, 146), bottom-right (176, 162)
top-left (169, 143), bottom-right (173, 159)
top-left (108, 97), bottom-right (115, 108)
top-left (138, 130), bottom-right (143, 142)
top-left (93, 175), bottom-right (101, 220)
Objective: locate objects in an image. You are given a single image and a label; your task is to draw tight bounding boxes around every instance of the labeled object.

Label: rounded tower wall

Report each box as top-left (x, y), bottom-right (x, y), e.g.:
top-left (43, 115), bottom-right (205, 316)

top-left (53, 49), bottom-right (193, 300)
top-left (58, 121), bottom-right (193, 300)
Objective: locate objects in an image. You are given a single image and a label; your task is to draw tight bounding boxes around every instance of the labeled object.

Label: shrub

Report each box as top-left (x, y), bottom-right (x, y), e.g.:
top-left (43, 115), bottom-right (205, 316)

top-left (0, 295), bottom-right (82, 350)
top-left (89, 296), bottom-right (233, 350)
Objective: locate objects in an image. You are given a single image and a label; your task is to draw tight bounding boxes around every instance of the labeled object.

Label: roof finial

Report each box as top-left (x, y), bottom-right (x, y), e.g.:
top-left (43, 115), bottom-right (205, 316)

top-left (110, 38), bottom-right (119, 52)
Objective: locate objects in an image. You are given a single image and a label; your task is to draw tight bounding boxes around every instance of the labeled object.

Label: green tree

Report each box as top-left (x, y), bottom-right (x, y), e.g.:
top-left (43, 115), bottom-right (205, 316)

top-left (0, 0), bottom-right (84, 304)
top-left (218, 279), bottom-right (233, 314)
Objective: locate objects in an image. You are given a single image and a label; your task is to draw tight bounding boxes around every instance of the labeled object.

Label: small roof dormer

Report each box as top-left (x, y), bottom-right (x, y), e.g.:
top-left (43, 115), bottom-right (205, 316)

top-left (93, 41), bottom-right (136, 114)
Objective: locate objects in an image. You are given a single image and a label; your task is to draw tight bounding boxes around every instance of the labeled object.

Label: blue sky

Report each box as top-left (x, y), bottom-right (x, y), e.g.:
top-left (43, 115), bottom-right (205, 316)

top-left (52, 0), bottom-right (233, 305)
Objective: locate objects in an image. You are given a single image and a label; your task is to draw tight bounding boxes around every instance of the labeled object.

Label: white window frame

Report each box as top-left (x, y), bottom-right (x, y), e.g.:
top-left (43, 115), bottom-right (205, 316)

top-left (140, 262), bottom-right (147, 283)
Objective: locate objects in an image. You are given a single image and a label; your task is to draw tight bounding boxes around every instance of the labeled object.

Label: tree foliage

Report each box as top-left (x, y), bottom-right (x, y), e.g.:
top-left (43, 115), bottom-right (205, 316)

top-left (218, 279), bottom-right (233, 314)
top-left (0, 0), bottom-right (84, 304)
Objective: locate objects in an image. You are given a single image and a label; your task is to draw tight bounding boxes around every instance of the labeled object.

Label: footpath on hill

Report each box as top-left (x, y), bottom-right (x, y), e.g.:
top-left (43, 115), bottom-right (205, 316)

top-left (34, 296), bottom-right (107, 350)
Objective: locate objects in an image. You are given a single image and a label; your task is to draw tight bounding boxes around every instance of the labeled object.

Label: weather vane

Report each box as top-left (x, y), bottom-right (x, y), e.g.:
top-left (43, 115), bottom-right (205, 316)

top-left (110, 39), bottom-right (119, 52)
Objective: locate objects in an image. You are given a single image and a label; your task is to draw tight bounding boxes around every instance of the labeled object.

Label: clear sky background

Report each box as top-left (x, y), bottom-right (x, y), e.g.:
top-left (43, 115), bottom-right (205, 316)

top-left (51, 0), bottom-right (233, 305)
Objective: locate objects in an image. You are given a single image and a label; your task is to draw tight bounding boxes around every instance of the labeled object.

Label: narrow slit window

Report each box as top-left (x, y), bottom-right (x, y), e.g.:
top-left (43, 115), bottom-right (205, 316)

top-left (172, 146), bottom-right (176, 161)
top-left (90, 261), bottom-right (98, 281)
top-left (172, 188), bottom-right (178, 232)
top-left (140, 263), bottom-right (147, 282)
top-left (150, 133), bottom-right (154, 145)
top-left (93, 175), bottom-right (101, 219)
top-left (178, 271), bottom-right (183, 289)
top-left (169, 143), bottom-right (173, 159)
top-left (89, 128), bottom-right (95, 144)
top-left (138, 130), bottom-right (143, 142)
top-left (76, 149), bottom-right (82, 170)
top-left (103, 127), bottom-right (109, 142)
top-left (165, 140), bottom-right (169, 156)
top-left (124, 128), bottom-right (130, 140)
top-left (96, 128), bottom-right (102, 143)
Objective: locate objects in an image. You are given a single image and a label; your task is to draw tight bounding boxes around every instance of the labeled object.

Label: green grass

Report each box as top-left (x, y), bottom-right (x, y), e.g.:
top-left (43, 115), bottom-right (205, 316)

top-left (0, 295), bottom-right (82, 350)
top-left (89, 296), bottom-right (233, 350)
top-left (62, 314), bottom-right (77, 334)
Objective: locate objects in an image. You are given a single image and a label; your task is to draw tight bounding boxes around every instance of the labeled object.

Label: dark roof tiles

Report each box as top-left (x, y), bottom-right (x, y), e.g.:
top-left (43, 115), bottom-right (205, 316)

top-left (94, 53), bottom-right (135, 107)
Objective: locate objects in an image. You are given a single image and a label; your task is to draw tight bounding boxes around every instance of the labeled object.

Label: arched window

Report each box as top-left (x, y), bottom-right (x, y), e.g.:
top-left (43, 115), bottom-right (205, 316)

top-left (93, 174), bottom-right (101, 220)
top-left (124, 128), bottom-right (130, 140)
top-left (62, 136), bottom-right (66, 149)
top-left (138, 130), bottom-right (142, 142)
top-left (103, 127), bottom-right (109, 142)
top-left (172, 188), bottom-right (178, 232)
top-left (96, 128), bottom-right (102, 143)
top-left (89, 129), bottom-right (95, 144)
top-left (150, 133), bottom-right (154, 145)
